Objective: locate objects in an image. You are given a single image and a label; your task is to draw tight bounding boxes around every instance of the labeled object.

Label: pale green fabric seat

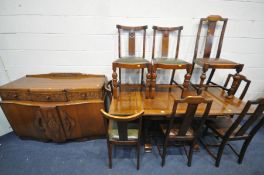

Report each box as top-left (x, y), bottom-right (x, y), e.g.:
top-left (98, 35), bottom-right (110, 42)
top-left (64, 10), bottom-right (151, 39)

top-left (108, 120), bottom-right (139, 140)
top-left (113, 57), bottom-right (150, 64)
top-left (154, 58), bottom-right (189, 65)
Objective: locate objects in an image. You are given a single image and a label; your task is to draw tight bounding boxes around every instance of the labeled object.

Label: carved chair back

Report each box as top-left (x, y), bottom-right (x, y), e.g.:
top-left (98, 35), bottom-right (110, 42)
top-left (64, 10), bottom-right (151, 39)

top-left (224, 98), bottom-right (264, 139)
top-left (223, 74), bottom-right (251, 100)
top-left (152, 26), bottom-right (183, 59)
top-left (193, 15), bottom-right (228, 60)
top-left (116, 25), bottom-right (147, 58)
top-left (166, 96), bottom-right (212, 139)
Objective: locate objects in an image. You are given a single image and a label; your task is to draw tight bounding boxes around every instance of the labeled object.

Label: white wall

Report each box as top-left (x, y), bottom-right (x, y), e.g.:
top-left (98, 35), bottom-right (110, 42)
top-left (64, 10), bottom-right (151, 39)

top-left (0, 0), bottom-right (264, 136)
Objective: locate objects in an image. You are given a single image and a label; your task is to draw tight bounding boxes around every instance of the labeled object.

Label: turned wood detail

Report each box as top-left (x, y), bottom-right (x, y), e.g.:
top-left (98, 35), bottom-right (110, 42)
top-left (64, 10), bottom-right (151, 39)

top-left (198, 64), bottom-right (209, 94)
top-left (150, 71), bottom-right (157, 99)
top-left (227, 64), bottom-right (244, 99)
top-left (182, 64), bottom-right (192, 97)
top-left (112, 66), bottom-right (118, 98)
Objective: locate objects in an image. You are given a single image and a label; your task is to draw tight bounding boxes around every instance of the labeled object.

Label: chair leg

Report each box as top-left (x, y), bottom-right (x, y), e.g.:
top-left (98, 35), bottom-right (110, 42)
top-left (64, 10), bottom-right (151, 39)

top-left (137, 143), bottom-right (140, 170)
top-left (161, 142), bottom-right (168, 167)
top-left (188, 142), bottom-right (194, 167)
top-left (215, 142), bottom-right (226, 167)
top-left (141, 68), bottom-right (144, 86)
top-left (206, 69), bottom-right (215, 85)
top-left (119, 68), bottom-right (121, 84)
top-left (107, 142), bottom-right (112, 169)
top-left (170, 69), bottom-right (176, 85)
top-left (238, 138), bottom-right (252, 164)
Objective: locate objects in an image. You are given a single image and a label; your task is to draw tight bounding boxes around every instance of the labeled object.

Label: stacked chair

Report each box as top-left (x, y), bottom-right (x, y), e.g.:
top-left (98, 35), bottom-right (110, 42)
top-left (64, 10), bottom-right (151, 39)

top-left (112, 25), bottom-right (151, 98)
top-left (151, 26), bottom-right (192, 98)
top-left (191, 15), bottom-right (244, 98)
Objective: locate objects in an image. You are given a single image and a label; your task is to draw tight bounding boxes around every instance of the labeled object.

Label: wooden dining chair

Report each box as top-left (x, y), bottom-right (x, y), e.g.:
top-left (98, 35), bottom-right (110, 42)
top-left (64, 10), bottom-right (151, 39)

top-left (202, 97), bottom-right (264, 167)
top-left (100, 109), bottom-right (144, 170)
top-left (222, 73), bottom-right (251, 100)
top-left (191, 15), bottom-right (244, 98)
top-left (158, 96), bottom-right (212, 167)
top-left (151, 26), bottom-right (192, 98)
top-left (112, 25), bottom-right (151, 98)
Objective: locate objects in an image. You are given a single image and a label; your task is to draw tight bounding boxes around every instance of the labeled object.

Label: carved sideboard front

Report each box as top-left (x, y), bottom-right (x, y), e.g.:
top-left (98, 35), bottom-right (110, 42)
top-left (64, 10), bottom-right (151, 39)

top-left (0, 73), bottom-right (107, 142)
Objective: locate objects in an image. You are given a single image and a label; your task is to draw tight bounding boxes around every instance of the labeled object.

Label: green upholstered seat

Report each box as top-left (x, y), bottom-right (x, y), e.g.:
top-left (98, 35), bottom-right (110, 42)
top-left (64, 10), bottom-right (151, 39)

top-left (154, 58), bottom-right (189, 65)
top-left (113, 57), bottom-right (149, 64)
top-left (108, 120), bottom-right (139, 140)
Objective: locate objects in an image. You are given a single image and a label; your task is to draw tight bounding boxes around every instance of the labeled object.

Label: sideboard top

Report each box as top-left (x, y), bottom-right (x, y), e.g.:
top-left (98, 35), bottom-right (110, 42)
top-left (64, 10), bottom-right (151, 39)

top-left (0, 73), bottom-right (106, 91)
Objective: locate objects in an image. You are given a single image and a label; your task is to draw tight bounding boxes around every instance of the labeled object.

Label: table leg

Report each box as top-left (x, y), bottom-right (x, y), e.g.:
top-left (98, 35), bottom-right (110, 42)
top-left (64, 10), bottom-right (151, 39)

top-left (143, 118), bottom-right (152, 153)
top-left (112, 65), bottom-right (118, 98)
top-left (227, 64), bottom-right (244, 99)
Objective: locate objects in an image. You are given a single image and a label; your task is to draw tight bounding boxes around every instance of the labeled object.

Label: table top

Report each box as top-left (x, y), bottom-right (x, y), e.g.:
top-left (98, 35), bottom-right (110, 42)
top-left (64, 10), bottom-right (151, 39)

top-left (0, 73), bottom-right (106, 91)
top-left (109, 87), bottom-right (252, 117)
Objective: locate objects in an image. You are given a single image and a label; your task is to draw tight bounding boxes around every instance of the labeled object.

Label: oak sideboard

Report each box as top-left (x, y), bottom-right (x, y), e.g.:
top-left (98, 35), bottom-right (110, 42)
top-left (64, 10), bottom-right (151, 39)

top-left (0, 73), bottom-right (107, 142)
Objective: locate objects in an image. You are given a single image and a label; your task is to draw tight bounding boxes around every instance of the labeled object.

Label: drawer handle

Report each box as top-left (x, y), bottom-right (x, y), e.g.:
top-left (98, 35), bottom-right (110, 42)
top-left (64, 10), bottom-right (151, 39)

top-left (13, 94), bottom-right (18, 98)
top-left (46, 96), bottom-right (51, 100)
top-left (81, 93), bottom-right (87, 98)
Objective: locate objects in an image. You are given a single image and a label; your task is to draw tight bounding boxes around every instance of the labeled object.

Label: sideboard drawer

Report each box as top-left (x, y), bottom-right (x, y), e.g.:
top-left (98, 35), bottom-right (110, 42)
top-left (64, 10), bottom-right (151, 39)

top-left (66, 90), bottom-right (103, 101)
top-left (0, 91), bottom-right (31, 101)
top-left (30, 92), bottom-right (67, 102)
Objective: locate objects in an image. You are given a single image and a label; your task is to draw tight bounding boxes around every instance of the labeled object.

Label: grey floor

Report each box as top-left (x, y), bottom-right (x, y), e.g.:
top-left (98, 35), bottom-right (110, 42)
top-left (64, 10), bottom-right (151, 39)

top-left (0, 129), bottom-right (264, 175)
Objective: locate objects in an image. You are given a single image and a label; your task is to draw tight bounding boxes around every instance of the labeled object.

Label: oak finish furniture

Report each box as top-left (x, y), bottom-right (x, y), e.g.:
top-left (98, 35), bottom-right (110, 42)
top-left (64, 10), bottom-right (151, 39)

top-left (101, 109), bottom-right (144, 170)
top-left (109, 85), bottom-right (255, 152)
top-left (0, 73), bottom-right (107, 142)
top-left (202, 97), bottom-right (264, 167)
top-left (192, 15), bottom-right (244, 99)
top-left (158, 96), bottom-right (212, 167)
top-left (223, 73), bottom-right (251, 100)
top-left (109, 86), bottom-right (252, 117)
top-left (151, 26), bottom-right (192, 98)
top-left (112, 25), bottom-right (152, 98)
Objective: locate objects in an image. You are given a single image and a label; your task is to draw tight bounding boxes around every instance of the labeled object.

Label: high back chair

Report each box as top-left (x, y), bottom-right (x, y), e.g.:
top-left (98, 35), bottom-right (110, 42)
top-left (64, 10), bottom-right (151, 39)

top-left (158, 96), bottom-right (212, 167)
top-left (151, 26), bottom-right (192, 98)
top-left (203, 97), bottom-right (264, 167)
top-left (191, 15), bottom-right (244, 98)
top-left (100, 109), bottom-right (144, 170)
top-left (112, 25), bottom-right (151, 98)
